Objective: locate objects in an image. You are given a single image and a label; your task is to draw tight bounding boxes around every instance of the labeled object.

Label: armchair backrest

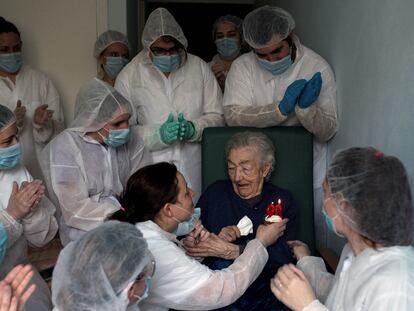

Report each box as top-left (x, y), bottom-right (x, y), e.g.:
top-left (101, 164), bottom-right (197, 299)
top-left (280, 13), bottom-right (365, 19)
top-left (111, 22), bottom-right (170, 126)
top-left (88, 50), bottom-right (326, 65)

top-left (202, 126), bottom-right (315, 253)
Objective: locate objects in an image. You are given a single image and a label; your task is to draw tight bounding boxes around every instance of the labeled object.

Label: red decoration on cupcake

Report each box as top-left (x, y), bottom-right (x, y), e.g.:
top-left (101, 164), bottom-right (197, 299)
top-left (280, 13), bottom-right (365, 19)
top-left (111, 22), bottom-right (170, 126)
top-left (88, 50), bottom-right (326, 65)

top-left (266, 198), bottom-right (283, 218)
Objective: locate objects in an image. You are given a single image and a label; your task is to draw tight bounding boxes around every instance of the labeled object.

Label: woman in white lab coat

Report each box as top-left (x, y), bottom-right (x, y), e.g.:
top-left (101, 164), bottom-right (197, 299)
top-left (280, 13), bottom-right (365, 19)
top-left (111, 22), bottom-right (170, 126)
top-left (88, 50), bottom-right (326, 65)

top-left (0, 104), bottom-right (58, 311)
top-left (110, 161), bottom-right (287, 311)
top-left (271, 147), bottom-right (414, 310)
top-left (41, 79), bottom-right (151, 245)
top-left (0, 17), bottom-right (64, 181)
top-left (115, 8), bottom-right (224, 200)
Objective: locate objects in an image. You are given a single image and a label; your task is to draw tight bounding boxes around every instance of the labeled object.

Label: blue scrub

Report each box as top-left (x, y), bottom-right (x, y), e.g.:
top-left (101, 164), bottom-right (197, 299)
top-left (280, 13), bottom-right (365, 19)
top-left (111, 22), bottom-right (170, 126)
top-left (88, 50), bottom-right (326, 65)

top-left (198, 180), bottom-right (298, 310)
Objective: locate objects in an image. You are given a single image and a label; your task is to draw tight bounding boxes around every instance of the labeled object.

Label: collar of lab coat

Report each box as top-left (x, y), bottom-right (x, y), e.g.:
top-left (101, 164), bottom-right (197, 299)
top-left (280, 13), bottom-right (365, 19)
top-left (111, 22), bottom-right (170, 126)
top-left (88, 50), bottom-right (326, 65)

top-left (136, 220), bottom-right (181, 245)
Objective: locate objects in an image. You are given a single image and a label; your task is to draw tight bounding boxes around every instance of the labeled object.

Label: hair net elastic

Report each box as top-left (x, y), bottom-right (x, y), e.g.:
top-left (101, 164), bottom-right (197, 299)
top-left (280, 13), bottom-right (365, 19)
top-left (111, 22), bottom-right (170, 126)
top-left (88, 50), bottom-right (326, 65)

top-left (0, 104), bottom-right (16, 132)
top-left (141, 7), bottom-right (188, 50)
top-left (212, 15), bottom-right (243, 40)
top-left (94, 30), bottom-right (130, 58)
top-left (243, 6), bottom-right (295, 49)
top-left (327, 147), bottom-right (414, 246)
top-left (52, 221), bottom-right (151, 311)
top-left (72, 78), bottom-right (132, 133)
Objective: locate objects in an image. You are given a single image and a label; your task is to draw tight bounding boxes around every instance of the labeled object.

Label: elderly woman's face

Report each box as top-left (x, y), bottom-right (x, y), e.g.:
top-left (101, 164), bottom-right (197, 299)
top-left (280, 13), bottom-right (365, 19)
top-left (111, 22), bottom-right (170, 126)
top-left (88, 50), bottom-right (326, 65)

top-left (227, 146), bottom-right (271, 199)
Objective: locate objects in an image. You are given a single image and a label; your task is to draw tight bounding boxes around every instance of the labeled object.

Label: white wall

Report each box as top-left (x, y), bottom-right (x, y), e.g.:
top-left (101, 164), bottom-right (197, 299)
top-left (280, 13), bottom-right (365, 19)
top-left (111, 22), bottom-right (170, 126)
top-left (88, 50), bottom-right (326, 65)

top-left (259, 0), bottom-right (414, 253)
top-left (1, 0), bottom-right (108, 124)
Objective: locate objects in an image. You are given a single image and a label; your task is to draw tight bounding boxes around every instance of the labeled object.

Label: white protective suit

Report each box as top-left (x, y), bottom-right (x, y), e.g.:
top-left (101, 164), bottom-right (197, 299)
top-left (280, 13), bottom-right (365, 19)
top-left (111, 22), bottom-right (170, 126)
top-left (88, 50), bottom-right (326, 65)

top-left (0, 164), bottom-right (58, 311)
top-left (115, 8), bottom-right (224, 199)
top-left (223, 36), bottom-right (337, 247)
top-left (136, 220), bottom-right (268, 311)
top-left (297, 243), bottom-right (414, 310)
top-left (0, 65), bottom-right (64, 180)
top-left (41, 79), bottom-right (152, 245)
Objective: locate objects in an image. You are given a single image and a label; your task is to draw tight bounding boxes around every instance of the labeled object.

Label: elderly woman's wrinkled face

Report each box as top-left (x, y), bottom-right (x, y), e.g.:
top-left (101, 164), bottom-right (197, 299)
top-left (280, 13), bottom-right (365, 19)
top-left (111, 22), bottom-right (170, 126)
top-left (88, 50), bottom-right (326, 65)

top-left (227, 146), bottom-right (271, 200)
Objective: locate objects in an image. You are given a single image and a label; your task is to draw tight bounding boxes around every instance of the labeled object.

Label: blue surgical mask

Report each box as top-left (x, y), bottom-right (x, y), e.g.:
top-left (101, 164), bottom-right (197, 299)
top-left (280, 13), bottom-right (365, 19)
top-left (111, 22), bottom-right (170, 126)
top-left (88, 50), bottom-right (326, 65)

top-left (104, 56), bottom-right (129, 79)
top-left (152, 54), bottom-right (180, 73)
top-left (0, 52), bottom-right (23, 73)
top-left (322, 209), bottom-right (344, 238)
top-left (215, 38), bottom-right (241, 60)
top-left (173, 207), bottom-right (201, 236)
top-left (0, 143), bottom-right (22, 170)
top-left (101, 128), bottom-right (131, 148)
top-left (257, 54), bottom-right (292, 75)
top-left (133, 276), bottom-right (151, 303)
top-left (0, 224), bottom-right (8, 264)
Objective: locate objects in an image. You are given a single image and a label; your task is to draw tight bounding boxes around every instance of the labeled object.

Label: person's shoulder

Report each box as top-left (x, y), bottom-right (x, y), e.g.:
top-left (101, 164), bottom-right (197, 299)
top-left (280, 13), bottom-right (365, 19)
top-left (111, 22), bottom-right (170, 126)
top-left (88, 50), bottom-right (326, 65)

top-left (300, 45), bottom-right (332, 71)
top-left (19, 65), bottom-right (50, 81)
top-left (203, 179), bottom-right (232, 194)
top-left (231, 52), bottom-right (256, 68)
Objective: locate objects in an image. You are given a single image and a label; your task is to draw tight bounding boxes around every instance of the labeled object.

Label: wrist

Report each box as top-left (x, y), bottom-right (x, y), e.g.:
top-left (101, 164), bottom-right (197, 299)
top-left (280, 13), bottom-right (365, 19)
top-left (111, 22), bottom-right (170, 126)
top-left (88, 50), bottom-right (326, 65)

top-left (6, 207), bottom-right (22, 221)
top-left (224, 243), bottom-right (240, 260)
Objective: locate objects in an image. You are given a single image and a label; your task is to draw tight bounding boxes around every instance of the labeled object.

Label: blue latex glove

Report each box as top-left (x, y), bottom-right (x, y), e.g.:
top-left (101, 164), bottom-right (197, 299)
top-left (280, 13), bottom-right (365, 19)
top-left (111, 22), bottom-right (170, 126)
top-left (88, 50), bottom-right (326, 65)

top-left (160, 113), bottom-right (179, 144)
top-left (178, 113), bottom-right (196, 141)
top-left (279, 79), bottom-right (307, 115)
top-left (298, 72), bottom-right (322, 109)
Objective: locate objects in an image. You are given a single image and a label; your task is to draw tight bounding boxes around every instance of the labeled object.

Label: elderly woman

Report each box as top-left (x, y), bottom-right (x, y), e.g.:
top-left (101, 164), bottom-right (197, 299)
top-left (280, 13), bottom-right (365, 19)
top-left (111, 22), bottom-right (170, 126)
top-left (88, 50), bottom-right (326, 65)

top-left (0, 104), bottom-right (58, 311)
top-left (41, 79), bottom-right (151, 245)
top-left (52, 221), bottom-right (155, 311)
top-left (110, 162), bottom-right (286, 311)
top-left (192, 131), bottom-right (298, 310)
top-left (272, 147), bottom-right (414, 310)
top-left (209, 15), bottom-right (244, 92)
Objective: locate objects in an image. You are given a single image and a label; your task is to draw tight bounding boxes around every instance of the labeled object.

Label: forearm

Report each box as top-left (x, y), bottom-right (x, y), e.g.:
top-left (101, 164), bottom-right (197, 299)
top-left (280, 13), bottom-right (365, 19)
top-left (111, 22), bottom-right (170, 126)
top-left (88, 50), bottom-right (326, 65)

top-left (295, 105), bottom-right (337, 142)
top-left (191, 113), bottom-right (225, 141)
top-left (224, 104), bottom-right (287, 127)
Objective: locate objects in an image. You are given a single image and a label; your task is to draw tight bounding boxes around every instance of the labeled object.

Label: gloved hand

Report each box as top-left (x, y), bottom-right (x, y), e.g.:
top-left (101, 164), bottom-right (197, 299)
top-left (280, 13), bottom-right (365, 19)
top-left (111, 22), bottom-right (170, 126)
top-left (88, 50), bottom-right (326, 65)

top-left (298, 72), bottom-right (322, 109)
top-left (279, 79), bottom-right (307, 116)
top-left (178, 113), bottom-right (196, 141)
top-left (160, 113), bottom-right (179, 144)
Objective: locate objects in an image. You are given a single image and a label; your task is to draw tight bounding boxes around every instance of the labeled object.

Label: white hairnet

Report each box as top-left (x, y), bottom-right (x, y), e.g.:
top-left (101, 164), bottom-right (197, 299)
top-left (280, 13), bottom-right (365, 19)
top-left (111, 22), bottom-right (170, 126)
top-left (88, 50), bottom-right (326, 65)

top-left (327, 147), bottom-right (414, 246)
top-left (141, 7), bottom-right (188, 49)
top-left (0, 104), bottom-right (15, 131)
top-left (94, 30), bottom-right (130, 58)
top-left (243, 6), bottom-right (295, 49)
top-left (72, 78), bottom-right (132, 133)
top-left (52, 221), bottom-right (151, 311)
top-left (212, 15), bottom-right (243, 39)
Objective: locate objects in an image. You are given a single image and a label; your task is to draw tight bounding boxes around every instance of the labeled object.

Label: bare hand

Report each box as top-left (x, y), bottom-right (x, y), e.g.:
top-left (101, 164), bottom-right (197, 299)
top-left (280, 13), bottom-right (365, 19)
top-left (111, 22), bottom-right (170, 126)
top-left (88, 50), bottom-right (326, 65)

top-left (211, 63), bottom-right (225, 79)
top-left (218, 225), bottom-right (240, 242)
top-left (13, 101), bottom-right (26, 128)
top-left (34, 104), bottom-right (54, 127)
top-left (287, 240), bottom-right (311, 260)
top-left (183, 233), bottom-right (239, 260)
top-left (186, 220), bottom-right (210, 244)
top-left (256, 218), bottom-right (288, 247)
top-left (6, 180), bottom-right (45, 220)
top-left (1, 264), bottom-right (36, 311)
top-left (271, 264), bottom-right (316, 311)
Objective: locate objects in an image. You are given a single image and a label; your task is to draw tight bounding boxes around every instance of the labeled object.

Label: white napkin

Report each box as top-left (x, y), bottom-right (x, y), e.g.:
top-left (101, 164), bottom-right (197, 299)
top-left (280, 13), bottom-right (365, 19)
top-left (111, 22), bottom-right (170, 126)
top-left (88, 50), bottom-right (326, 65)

top-left (237, 216), bottom-right (253, 236)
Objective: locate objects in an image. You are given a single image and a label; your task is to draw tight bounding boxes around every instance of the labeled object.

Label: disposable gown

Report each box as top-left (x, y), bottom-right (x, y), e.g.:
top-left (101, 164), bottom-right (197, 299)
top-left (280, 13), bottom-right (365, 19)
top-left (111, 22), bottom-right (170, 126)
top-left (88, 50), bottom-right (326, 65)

top-left (297, 243), bottom-right (414, 310)
top-left (0, 164), bottom-right (58, 311)
top-left (0, 65), bottom-right (64, 180)
top-left (137, 221), bottom-right (268, 311)
top-left (115, 8), bottom-right (224, 199)
top-left (41, 78), bottom-right (152, 245)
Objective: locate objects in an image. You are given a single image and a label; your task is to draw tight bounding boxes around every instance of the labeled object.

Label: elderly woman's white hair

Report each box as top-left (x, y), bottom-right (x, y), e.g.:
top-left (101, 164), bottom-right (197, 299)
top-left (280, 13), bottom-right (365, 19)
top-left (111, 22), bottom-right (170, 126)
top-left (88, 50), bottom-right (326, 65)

top-left (52, 221), bottom-right (151, 311)
top-left (225, 131), bottom-right (275, 179)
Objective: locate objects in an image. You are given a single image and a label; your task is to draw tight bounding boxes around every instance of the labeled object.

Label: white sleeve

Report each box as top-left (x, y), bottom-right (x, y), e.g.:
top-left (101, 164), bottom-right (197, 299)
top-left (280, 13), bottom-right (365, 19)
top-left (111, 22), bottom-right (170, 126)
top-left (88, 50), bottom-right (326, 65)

top-left (303, 300), bottom-right (329, 311)
top-left (32, 76), bottom-right (65, 144)
top-left (157, 239), bottom-right (268, 310)
top-left (297, 256), bottom-right (334, 303)
top-left (190, 61), bottom-right (224, 142)
top-left (223, 60), bottom-right (287, 127)
top-left (0, 210), bottom-right (23, 248)
top-left (294, 65), bottom-right (337, 142)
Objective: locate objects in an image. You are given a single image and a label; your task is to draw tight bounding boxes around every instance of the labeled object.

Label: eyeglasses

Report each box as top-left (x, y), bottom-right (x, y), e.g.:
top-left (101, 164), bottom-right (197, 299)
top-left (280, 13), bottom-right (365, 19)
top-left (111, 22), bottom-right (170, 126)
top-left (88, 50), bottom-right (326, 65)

top-left (150, 46), bottom-right (180, 56)
top-left (135, 258), bottom-right (156, 282)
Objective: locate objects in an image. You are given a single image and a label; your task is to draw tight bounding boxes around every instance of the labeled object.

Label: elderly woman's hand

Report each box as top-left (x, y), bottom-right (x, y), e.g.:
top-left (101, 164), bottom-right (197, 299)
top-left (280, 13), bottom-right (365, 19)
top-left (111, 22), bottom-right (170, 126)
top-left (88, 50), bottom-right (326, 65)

top-left (186, 220), bottom-right (210, 244)
top-left (287, 240), bottom-right (311, 261)
top-left (218, 225), bottom-right (241, 242)
top-left (183, 233), bottom-right (240, 260)
top-left (255, 219), bottom-right (288, 247)
top-left (271, 264), bottom-right (316, 311)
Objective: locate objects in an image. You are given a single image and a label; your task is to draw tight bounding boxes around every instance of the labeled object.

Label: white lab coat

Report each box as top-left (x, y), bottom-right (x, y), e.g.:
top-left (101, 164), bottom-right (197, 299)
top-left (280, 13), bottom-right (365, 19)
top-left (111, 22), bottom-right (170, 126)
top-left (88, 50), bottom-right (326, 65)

top-left (0, 65), bottom-right (64, 181)
top-left (223, 36), bottom-right (338, 191)
top-left (115, 52), bottom-right (224, 199)
top-left (297, 243), bottom-right (414, 310)
top-left (42, 129), bottom-right (152, 245)
top-left (136, 220), bottom-right (268, 311)
top-left (0, 164), bottom-right (58, 311)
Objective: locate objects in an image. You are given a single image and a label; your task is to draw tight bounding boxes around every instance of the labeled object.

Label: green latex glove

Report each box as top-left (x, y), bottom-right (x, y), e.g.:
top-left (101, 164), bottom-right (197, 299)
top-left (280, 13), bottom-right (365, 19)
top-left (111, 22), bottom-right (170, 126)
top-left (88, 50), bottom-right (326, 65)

top-left (178, 112), bottom-right (196, 141)
top-left (160, 113), bottom-right (179, 144)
